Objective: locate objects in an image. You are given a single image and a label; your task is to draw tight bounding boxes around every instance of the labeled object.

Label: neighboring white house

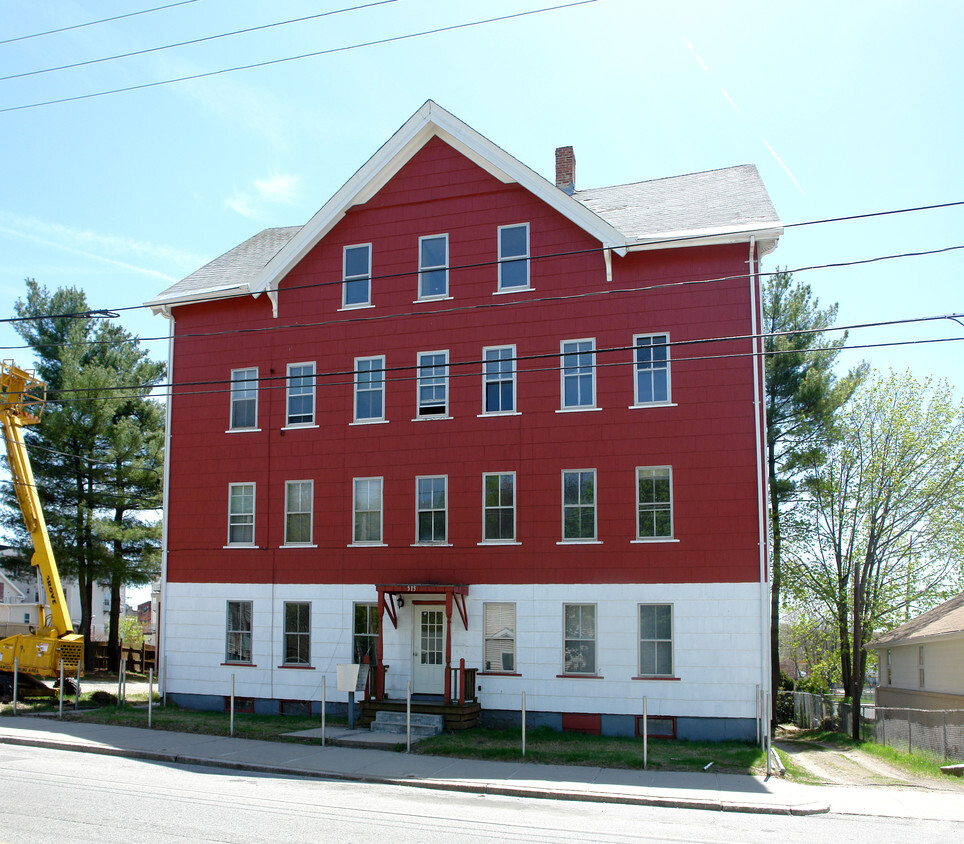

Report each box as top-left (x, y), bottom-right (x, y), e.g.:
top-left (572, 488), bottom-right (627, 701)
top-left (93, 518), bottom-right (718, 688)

top-left (869, 593), bottom-right (964, 709)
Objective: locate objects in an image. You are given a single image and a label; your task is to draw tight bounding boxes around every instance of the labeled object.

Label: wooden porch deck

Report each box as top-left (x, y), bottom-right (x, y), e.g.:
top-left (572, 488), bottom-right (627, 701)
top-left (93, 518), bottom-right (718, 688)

top-left (359, 697), bottom-right (481, 731)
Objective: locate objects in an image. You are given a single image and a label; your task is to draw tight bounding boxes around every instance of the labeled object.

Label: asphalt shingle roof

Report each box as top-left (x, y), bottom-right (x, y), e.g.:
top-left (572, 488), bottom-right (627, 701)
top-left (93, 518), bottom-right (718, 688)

top-left (870, 593), bottom-right (964, 646)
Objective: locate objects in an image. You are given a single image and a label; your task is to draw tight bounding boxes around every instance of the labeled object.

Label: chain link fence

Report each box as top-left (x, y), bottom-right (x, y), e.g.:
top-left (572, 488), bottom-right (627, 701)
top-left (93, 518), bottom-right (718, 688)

top-left (782, 691), bottom-right (964, 763)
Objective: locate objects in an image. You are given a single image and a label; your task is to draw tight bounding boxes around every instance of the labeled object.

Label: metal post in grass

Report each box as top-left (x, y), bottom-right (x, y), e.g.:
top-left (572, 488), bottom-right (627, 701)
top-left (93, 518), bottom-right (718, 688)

top-left (765, 692), bottom-right (772, 779)
top-left (643, 696), bottom-right (648, 770)
top-left (907, 709), bottom-right (912, 754)
top-left (943, 710), bottom-right (948, 762)
top-left (58, 660), bottom-right (64, 719)
top-left (406, 681), bottom-right (412, 754)
top-left (12, 657), bottom-right (17, 716)
top-left (75, 659), bottom-right (81, 711)
top-left (521, 691), bottom-right (526, 757)
top-left (755, 684), bottom-right (760, 747)
top-left (230, 674), bottom-right (236, 737)
top-left (163, 656), bottom-right (168, 707)
top-left (148, 668), bottom-right (154, 729)
top-left (321, 675), bottom-right (326, 747)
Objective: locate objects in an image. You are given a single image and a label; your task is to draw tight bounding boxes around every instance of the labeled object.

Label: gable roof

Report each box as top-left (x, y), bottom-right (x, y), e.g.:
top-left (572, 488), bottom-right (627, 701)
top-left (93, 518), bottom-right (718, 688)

top-left (869, 593), bottom-right (964, 647)
top-left (147, 100), bottom-right (781, 312)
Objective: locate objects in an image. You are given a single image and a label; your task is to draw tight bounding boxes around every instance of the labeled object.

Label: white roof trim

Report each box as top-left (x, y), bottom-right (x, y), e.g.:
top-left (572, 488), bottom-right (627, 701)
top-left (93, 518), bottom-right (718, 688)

top-left (252, 100), bottom-right (629, 300)
top-left (0, 569), bottom-right (25, 600)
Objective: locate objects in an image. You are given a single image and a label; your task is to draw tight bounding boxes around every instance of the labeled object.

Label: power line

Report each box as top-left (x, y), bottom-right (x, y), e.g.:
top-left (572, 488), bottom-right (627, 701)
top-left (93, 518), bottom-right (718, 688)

top-left (0, 1), bottom-right (598, 114)
top-left (0, 1), bottom-right (199, 45)
top-left (0, 1), bottom-right (399, 83)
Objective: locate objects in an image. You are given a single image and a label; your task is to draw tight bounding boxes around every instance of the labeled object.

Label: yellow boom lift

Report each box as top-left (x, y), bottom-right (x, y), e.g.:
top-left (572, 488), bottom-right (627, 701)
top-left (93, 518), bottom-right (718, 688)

top-left (0, 360), bottom-right (84, 701)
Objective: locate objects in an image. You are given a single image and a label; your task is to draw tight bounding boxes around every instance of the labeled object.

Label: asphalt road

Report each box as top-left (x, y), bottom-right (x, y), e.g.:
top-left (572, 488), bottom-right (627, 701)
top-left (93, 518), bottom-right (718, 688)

top-left (2, 744), bottom-right (963, 843)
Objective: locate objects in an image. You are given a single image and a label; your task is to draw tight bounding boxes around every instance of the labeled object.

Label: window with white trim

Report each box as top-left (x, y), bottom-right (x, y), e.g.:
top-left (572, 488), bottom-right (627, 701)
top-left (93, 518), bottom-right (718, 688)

top-left (418, 234), bottom-right (448, 299)
top-left (498, 223), bottom-right (529, 290)
top-left (353, 603), bottom-right (379, 666)
top-left (230, 367), bottom-right (258, 429)
top-left (286, 362), bottom-right (315, 426)
top-left (483, 602), bottom-right (516, 672)
top-left (284, 480), bottom-right (313, 545)
top-left (633, 333), bottom-right (670, 405)
top-left (417, 351), bottom-right (449, 417)
top-left (562, 469), bottom-right (596, 541)
top-left (639, 604), bottom-right (673, 676)
top-left (482, 345), bottom-right (515, 414)
top-left (354, 356), bottom-right (385, 422)
top-left (416, 475), bottom-right (447, 543)
top-left (283, 601), bottom-right (310, 665)
top-left (343, 243), bottom-right (372, 308)
top-left (227, 483), bottom-right (255, 546)
top-left (353, 477), bottom-right (383, 544)
top-left (560, 339), bottom-right (595, 409)
top-left (483, 472), bottom-right (515, 542)
top-left (637, 467), bottom-right (672, 539)
top-left (226, 600), bottom-right (252, 663)
top-left (564, 603), bottom-right (596, 674)
top-left (919, 645), bottom-right (925, 688)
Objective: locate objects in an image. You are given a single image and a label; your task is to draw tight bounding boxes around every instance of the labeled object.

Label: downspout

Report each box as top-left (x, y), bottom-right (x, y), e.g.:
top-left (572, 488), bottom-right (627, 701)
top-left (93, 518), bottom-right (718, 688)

top-left (748, 235), bottom-right (770, 742)
top-left (159, 306), bottom-right (175, 698)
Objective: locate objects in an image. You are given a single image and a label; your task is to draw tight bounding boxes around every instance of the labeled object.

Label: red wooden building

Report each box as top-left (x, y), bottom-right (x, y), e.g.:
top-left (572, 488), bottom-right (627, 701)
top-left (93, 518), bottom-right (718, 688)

top-left (148, 101), bottom-right (781, 739)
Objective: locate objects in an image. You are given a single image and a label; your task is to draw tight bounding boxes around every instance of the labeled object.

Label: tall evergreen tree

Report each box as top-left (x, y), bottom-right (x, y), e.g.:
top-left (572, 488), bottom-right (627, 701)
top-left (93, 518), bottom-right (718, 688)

top-left (763, 270), bottom-right (865, 723)
top-left (1, 279), bottom-right (165, 669)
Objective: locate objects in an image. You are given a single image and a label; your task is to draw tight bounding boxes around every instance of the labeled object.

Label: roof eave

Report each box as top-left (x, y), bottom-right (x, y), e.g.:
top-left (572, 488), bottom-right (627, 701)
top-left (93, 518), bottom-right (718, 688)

top-left (625, 224), bottom-right (783, 254)
top-left (145, 282), bottom-right (252, 314)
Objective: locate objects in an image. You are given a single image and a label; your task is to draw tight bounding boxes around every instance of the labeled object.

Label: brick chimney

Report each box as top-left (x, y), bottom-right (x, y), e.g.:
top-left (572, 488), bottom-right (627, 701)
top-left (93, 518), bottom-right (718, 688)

top-left (555, 146), bottom-right (575, 195)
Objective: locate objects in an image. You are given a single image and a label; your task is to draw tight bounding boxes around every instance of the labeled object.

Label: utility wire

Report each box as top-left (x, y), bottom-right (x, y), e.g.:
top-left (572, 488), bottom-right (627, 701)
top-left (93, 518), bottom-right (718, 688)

top-left (0, 1), bottom-right (598, 114)
top-left (0, 1), bottom-right (399, 82)
top-left (0, 1), bottom-right (199, 45)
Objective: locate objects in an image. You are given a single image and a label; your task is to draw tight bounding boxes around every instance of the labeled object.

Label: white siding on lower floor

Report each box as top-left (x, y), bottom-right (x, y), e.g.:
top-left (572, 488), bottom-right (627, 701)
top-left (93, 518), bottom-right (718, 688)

top-left (162, 581), bottom-right (766, 719)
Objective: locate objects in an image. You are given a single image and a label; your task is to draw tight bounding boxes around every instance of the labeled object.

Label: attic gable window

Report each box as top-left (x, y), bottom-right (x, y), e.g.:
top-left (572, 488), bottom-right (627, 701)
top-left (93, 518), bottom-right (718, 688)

top-left (343, 244), bottom-right (372, 308)
top-left (418, 234), bottom-right (449, 299)
top-left (498, 224), bottom-right (530, 291)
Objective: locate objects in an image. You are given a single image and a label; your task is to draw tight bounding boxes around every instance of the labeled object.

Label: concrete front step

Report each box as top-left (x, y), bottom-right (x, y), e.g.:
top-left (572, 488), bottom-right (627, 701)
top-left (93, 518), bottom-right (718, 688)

top-left (371, 710), bottom-right (443, 737)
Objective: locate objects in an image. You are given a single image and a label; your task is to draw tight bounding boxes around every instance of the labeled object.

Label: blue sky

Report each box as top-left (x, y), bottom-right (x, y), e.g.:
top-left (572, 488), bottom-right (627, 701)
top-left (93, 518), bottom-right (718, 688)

top-left (1, 0), bottom-right (961, 383)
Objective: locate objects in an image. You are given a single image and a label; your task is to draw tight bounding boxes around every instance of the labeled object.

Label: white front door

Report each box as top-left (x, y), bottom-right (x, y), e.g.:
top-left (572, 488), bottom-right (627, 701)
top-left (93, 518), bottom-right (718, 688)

top-left (413, 606), bottom-right (445, 694)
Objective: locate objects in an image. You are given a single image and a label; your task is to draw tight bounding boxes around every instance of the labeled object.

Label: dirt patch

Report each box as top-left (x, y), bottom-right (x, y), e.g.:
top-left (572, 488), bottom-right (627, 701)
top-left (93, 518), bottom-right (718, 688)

top-left (775, 733), bottom-right (964, 792)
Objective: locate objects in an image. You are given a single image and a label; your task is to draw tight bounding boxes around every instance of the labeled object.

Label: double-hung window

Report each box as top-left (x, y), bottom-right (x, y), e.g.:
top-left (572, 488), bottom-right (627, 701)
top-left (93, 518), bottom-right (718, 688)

top-left (226, 600), bottom-right (252, 663)
top-left (418, 234), bottom-right (448, 299)
top-left (560, 339), bottom-right (595, 409)
top-left (498, 224), bottom-right (529, 291)
top-left (343, 244), bottom-right (372, 308)
top-left (354, 356), bottom-right (385, 422)
top-left (636, 467), bottom-right (672, 539)
top-left (483, 602), bottom-right (516, 673)
top-left (417, 351), bottom-right (449, 418)
top-left (639, 604), bottom-right (673, 676)
top-left (634, 334), bottom-right (670, 405)
top-left (564, 603), bottom-right (596, 675)
top-left (227, 483), bottom-right (255, 546)
top-left (416, 476), bottom-right (447, 543)
top-left (283, 601), bottom-right (311, 666)
top-left (229, 368), bottom-right (258, 429)
top-left (483, 472), bottom-right (515, 542)
top-left (286, 363), bottom-right (315, 426)
top-left (353, 477), bottom-right (383, 544)
top-left (562, 469), bottom-right (596, 541)
top-left (284, 480), bottom-right (313, 545)
top-left (482, 345), bottom-right (516, 414)
top-left (353, 603), bottom-right (379, 666)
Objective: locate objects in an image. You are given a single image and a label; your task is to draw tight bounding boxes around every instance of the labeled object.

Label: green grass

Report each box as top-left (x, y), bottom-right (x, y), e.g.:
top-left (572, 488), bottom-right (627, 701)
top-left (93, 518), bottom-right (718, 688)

top-left (414, 727), bottom-right (769, 774)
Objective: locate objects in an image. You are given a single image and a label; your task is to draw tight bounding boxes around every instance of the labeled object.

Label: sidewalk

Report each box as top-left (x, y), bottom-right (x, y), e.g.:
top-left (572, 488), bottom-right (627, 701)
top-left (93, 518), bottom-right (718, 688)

top-left (0, 715), bottom-right (962, 820)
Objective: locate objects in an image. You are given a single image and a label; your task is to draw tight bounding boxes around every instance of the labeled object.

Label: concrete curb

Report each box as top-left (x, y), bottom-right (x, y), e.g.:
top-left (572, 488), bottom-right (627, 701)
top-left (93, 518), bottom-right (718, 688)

top-left (0, 732), bottom-right (830, 816)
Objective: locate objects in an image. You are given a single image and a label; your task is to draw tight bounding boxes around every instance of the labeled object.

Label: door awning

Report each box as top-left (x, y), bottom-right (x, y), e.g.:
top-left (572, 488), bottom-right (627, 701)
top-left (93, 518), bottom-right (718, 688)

top-left (376, 583), bottom-right (469, 630)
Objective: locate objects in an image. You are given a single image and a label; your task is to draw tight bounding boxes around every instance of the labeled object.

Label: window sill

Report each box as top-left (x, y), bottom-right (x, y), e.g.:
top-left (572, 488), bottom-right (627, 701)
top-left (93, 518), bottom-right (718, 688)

top-left (348, 542), bottom-right (388, 548)
top-left (278, 664), bottom-right (316, 670)
top-left (414, 295), bottom-right (454, 304)
top-left (477, 411), bottom-right (521, 418)
top-left (628, 402), bottom-right (677, 410)
top-left (493, 286), bottom-right (533, 295)
top-left (555, 406), bottom-right (602, 414)
top-left (225, 427), bottom-right (262, 434)
top-left (281, 544), bottom-right (317, 549)
top-left (223, 544), bottom-right (258, 550)
top-left (631, 538), bottom-right (679, 544)
top-left (221, 661), bottom-right (256, 667)
top-left (478, 671), bottom-right (522, 677)
top-left (412, 415), bottom-right (452, 422)
top-left (282, 423), bottom-right (319, 431)
top-left (632, 675), bottom-right (680, 681)
top-left (350, 418), bottom-right (388, 426)
top-left (338, 303), bottom-right (374, 312)
top-left (556, 540), bottom-right (602, 546)
top-left (477, 540), bottom-right (521, 546)
top-left (556, 674), bottom-right (604, 680)
top-left (410, 542), bottom-right (453, 547)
